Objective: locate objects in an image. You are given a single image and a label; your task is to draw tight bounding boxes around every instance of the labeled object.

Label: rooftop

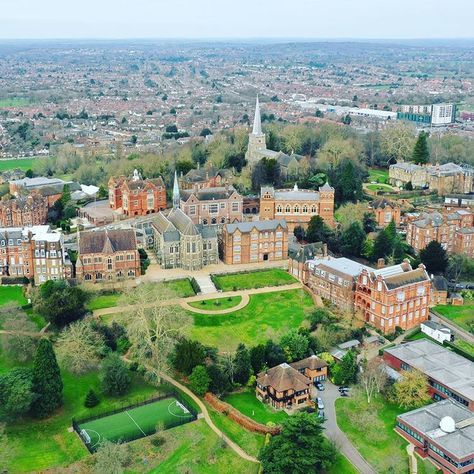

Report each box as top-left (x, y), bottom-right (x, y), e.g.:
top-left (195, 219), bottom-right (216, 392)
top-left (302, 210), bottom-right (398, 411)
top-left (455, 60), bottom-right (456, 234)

top-left (257, 362), bottom-right (311, 392)
top-left (225, 219), bottom-right (287, 234)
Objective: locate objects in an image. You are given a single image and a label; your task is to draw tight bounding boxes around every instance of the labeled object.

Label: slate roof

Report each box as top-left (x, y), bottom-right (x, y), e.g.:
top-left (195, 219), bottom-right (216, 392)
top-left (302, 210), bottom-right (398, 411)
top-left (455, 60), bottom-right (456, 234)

top-left (382, 267), bottom-right (429, 290)
top-left (79, 229), bottom-right (137, 254)
top-left (288, 242), bottom-right (326, 262)
top-left (431, 275), bottom-right (448, 292)
top-left (225, 219), bottom-right (286, 234)
top-left (290, 355), bottom-right (327, 371)
top-left (182, 167), bottom-right (231, 183)
top-left (257, 363), bottom-right (311, 392)
top-left (370, 198), bottom-right (398, 210)
top-left (181, 186), bottom-right (239, 201)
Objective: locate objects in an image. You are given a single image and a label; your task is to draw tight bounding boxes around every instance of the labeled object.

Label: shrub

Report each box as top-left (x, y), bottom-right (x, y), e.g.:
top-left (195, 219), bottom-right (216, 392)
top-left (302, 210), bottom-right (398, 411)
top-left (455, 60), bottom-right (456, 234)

top-left (84, 389), bottom-right (100, 408)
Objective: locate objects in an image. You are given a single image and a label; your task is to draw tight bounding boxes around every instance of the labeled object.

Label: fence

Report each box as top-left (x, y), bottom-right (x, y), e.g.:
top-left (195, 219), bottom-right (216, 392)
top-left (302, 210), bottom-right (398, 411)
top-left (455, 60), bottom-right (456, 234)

top-left (189, 277), bottom-right (201, 295)
top-left (72, 389), bottom-right (198, 452)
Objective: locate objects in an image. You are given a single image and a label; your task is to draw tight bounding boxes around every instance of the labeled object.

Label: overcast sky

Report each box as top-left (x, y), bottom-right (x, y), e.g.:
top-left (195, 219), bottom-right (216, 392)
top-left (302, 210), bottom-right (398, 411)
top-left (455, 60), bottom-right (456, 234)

top-left (0, 0), bottom-right (473, 40)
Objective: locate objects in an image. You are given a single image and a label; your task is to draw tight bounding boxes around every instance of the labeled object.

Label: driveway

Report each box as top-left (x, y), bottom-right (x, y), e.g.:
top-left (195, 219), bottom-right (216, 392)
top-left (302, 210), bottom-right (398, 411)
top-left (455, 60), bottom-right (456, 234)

top-left (430, 311), bottom-right (474, 344)
top-left (318, 381), bottom-right (376, 474)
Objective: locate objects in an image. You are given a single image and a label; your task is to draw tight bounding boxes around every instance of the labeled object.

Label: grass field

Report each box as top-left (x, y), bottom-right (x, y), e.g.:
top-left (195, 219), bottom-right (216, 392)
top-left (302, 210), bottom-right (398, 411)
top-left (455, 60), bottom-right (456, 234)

top-left (0, 158), bottom-right (45, 172)
top-left (0, 285), bottom-right (27, 306)
top-left (189, 296), bottom-right (242, 311)
top-left (0, 97), bottom-right (34, 107)
top-left (190, 289), bottom-right (313, 351)
top-left (366, 183), bottom-right (394, 192)
top-left (336, 394), bottom-right (409, 473)
top-left (78, 397), bottom-right (194, 449)
top-left (213, 268), bottom-right (296, 291)
top-left (368, 168), bottom-right (389, 183)
top-left (434, 303), bottom-right (474, 332)
top-left (223, 389), bottom-right (288, 425)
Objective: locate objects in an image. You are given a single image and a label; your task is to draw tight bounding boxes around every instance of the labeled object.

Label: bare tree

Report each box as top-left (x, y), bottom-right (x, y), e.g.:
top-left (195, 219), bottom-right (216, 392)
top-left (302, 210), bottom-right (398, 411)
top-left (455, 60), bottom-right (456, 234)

top-left (359, 358), bottom-right (388, 404)
top-left (56, 320), bottom-right (105, 375)
top-left (125, 285), bottom-right (190, 381)
top-left (94, 440), bottom-right (129, 474)
top-left (221, 352), bottom-right (236, 385)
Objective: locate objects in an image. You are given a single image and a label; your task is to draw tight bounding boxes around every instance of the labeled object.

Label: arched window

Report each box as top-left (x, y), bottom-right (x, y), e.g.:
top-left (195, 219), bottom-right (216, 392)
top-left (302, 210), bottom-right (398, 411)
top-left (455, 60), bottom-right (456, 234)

top-left (84, 274), bottom-right (92, 281)
top-left (211, 218), bottom-right (217, 225)
top-left (302, 205), bottom-right (308, 213)
top-left (203, 218), bottom-right (208, 225)
top-left (220, 217), bottom-right (225, 224)
top-left (294, 205), bottom-right (299, 213)
top-left (117, 270), bottom-right (124, 278)
top-left (285, 205), bottom-right (291, 213)
top-left (311, 205), bottom-right (317, 213)
top-left (96, 273), bottom-right (103, 281)
top-left (128, 270), bottom-right (135, 277)
top-left (107, 257), bottom-right (113, 270)
top-left (276, 205), bottom-right (282, 213)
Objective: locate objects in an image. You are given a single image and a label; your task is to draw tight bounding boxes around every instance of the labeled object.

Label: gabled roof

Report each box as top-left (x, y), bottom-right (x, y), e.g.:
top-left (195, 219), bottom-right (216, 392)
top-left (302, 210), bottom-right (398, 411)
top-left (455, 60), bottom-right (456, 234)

top-left (257, 363), bottom-right (311, 392)
top-left (382, 267), bottom-right (429, 290)
top-left (225, 219), bottom-right (286, 234)
top-left (181, 186), bottom-right (240, 202)
top-left (79, 229), bottom-right (137, 254)
top-left (369, 198), bottom-right (398, 210)
top-left (290, 355), bottom-right (327, 371)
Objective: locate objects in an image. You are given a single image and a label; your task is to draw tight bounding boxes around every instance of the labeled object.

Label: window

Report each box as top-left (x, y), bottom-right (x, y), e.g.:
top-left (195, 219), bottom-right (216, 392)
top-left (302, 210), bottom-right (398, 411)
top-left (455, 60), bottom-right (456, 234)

top-left (232, 202), bottom-right (239, 212)
top-left (84, 274), bottom-right (92, 281)
top-left (294, 205), bottom-right (299, 213)
top-left (285, 205), bottom-right (291, 213)
top-left (276, 205), bottom-right (282, 213)
top-left (220, 203), bottom-right (225, 209)
top-left (209, 203), bottom-right (219, 214)
top-left (234, 234), bottom-right (241, 242)
top-left (189, 205), bottom-right (196, 215)
top-left (233, 255), bottom-right (241, 263)
top-left (233, 245), bottom-right (241, 252)
top-left (251, 233), bottom-right (258, 240)
top-left (96, 273), bottom-right (103, 280)
top-left (276, 231), bottom-right (282, 238)
top-left (377, 282), bottom-right (382, 291)
top-left (302, 205), bottom-right (308, 213)
top-left (127, 254), bottom-right (134, 260)
top-left (311, 205), bottom-right (317, 213)
top-left (107, 258), bottom-right (113, 270)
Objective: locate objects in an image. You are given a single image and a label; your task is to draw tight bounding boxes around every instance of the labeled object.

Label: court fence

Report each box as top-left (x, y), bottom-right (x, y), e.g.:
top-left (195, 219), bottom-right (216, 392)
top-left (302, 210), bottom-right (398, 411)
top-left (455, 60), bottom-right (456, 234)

top-left (72, 388), bottom-right (198, 453)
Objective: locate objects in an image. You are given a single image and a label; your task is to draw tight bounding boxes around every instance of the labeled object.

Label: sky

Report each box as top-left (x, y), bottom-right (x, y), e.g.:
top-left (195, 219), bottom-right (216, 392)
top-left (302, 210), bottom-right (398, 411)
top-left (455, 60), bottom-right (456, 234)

top-left (0, 0), bottom-right (473, 40)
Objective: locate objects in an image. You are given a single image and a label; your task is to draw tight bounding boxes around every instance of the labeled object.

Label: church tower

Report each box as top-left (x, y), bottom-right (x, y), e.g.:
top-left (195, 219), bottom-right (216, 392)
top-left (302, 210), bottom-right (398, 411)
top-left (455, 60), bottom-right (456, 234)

top-left (245, 96), bottom-right (267, 165)
top-left (173, 171), bottom-right (180, 209)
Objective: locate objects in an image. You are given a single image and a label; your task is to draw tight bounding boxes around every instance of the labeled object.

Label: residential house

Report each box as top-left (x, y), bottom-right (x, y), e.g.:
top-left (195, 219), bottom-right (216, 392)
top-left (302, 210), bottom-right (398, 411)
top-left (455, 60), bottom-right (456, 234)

top-left (368, 198), bottom-right (401, 227)
top-left (289, 355), bottom-right (328, 383)
top-left (179, 167), bottom-right (232, 190)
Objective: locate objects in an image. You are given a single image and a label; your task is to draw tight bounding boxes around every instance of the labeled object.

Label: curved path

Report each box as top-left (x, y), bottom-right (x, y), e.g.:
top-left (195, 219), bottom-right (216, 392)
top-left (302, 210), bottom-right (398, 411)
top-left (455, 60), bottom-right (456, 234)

top-left (158, 371), bottom-right (259, 464)
top-left (93, 282), bottom-right (303, 318)
top-left (182, 294), bottom-right (250, 314)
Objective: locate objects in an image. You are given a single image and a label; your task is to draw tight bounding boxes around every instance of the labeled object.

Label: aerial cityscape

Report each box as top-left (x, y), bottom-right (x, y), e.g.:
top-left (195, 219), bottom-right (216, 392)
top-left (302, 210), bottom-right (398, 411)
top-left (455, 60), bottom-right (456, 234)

top-left (0, 1), bottom-right (474, 474)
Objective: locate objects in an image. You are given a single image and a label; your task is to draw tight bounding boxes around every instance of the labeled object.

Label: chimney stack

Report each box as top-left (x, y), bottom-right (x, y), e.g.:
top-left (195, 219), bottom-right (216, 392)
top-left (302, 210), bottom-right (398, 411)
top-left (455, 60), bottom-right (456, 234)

top-left (377, 258), bottom-right (385, 269)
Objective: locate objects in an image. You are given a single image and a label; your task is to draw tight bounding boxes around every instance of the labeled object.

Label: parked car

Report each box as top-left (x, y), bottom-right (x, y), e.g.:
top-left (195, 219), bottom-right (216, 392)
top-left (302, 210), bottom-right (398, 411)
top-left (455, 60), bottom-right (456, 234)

top-left (338, 386), bottom-right (349, 393)
top-left (317, 397), bottom-right (324, 410)
top-left (315, 382), bottom-right (325, 391)
top-left (340, 391), bottom-right (350, 397)
top-left (318, 410), bottom-right (325, 419)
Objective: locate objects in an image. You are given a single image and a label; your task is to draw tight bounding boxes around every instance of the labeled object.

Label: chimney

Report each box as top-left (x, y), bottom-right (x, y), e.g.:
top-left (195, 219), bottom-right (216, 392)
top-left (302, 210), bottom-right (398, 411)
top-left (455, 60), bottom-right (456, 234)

top-left (377, 258), bottom-right (385, 269)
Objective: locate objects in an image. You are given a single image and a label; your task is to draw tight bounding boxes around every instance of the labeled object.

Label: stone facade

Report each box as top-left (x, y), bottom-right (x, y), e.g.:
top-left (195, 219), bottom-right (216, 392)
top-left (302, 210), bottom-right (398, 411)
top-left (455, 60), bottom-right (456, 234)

top-left (76, 229), bottom-right (141, 283)
top-left (355, 262), bottom-right (431, 334)
top-left (222, 219), bottom-right (288, 265)
top-left (0, 191), bottom-right (48, 228)
top-left (108, 169), bottom-right (167, 217)
top-left (389, 162), bottom-right (474, 195)
top-left (368, 198), bottom-right (401, 227)
top-left (259, 183), bottom-right (335, 232)
top-left (179, 167), bottom-right (232, 190)
top-left (180, 185), bottom-right (243, 226)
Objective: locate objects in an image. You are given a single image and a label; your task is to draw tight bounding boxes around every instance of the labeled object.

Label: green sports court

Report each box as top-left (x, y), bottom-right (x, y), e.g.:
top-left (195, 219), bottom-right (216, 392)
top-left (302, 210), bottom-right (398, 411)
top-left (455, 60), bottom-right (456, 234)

top-left (76, 396), bottom-right (195, 451)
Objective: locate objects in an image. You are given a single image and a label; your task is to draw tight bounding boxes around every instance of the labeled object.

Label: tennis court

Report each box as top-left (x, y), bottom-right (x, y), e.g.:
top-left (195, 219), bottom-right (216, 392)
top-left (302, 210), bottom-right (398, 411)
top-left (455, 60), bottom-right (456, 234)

top-left (76, 396), bottom-right (195, 450)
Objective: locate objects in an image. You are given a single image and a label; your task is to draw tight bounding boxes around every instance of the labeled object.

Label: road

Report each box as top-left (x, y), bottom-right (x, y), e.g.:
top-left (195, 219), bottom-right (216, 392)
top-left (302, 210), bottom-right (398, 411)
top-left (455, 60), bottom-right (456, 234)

top-left (319, 382), bottom-right (376, 474)
top-left (430, 311), bottom-right (474, 344)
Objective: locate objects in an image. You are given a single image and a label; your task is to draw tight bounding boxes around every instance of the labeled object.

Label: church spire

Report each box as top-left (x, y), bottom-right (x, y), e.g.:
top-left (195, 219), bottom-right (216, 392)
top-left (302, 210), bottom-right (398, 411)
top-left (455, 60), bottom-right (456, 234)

top-left (252, 95), bottom-right (263, 135)
top-left (172, 170), bottom-right (180, 209)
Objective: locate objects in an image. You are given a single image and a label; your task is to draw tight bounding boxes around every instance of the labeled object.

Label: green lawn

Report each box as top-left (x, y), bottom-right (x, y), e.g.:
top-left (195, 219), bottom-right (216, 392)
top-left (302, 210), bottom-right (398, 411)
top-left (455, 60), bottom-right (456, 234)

top-left (223, 389), bottom-right (288, 425)
top-left (0, 285), bottom-right (27, 306)
top-left (366, 183), bottom-right (394, 192)
top-left (190, 289), bottom-right (313, 351)
top-left (0, 158), bottom-right (45, 172)
top-left (368, 168), bottom-right (389, 183)
top-left (0, 97), bottom-right (34, 107)
top-left (4, 369), bottom-right (160, 473)
top-left (189, 296), bottom-right (242, 311)
top-left (433, 303), bottom-right (474, 332)
top-left (213, 269), bottom-right (296, 291)
top-left (86, 293), bottom-right (122, 311)
top-left (335, 394), bottom-right (409, 473)
top-left (327, 454), bottom-right (359, 474)
top-left (452, 338), bottom-right (474, 357)
top-left (79, 397), bottom-right (194, 447)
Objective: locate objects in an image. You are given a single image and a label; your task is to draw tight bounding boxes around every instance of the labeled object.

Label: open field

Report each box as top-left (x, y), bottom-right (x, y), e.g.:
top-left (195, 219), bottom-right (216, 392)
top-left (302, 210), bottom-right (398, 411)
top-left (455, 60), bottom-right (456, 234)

top-left (0, 285), bottom-right (27, 306)
top-left (0, 157), bottom-right (46, 172)
top-left (212, 268), bottom-right (296, 291)
top-left (190, 289), bottom-right (313, 351)
top-left (223, 389), bottom-right (288, 425)
top-left (0, 97), bottom-right (34, 107)
top-left (78, 397), bottom-right (194, 449)
top-left (433, 303), bottom-right (474, 332)
top-left (3, 368), bottom-right (160, 473)
top-left (367, 168), bottom-right (389, 183)
top-left (189, 296), bottom-right (242, 311)
top-left (336, 394), bottom-right (409, 473)
top-left (366, 183), bottom-right (394, 192)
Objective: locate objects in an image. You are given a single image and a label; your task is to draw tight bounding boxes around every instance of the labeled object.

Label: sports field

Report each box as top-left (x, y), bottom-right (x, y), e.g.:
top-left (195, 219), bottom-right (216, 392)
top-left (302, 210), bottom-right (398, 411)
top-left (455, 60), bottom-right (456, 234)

top-left (77, 397), bottom-right (194, 450)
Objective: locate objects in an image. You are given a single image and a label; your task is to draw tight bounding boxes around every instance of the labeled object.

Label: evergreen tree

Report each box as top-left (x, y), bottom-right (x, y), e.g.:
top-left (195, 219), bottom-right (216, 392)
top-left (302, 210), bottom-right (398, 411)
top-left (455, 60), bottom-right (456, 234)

top-left (189, 365), bottom-right (210, 396)
top-left (234, 343), bottom-right (252, 385)
top-left (339, 350), bottom-right (358, 385)
top-left (293, 225), bottom-right (306, 242)
top-left (340, 222), bottom-right (366, 257)
top-left (84, 389), bottom-right (100, 408)
top-left (362, 212), bottom-right (377, 233)
top-left (31, 338), bottom-right (63, 418)
top-left (306, 216), bottom-right (332, 244)
top-left (372, 228), bottom-right (393, 261)
top-left (171, 338), bottom-right (206, 376)
top-left (420, 240), bottom-right (449, 274)
top-left (101, 354), bottom-right (131, 396)
top-left (412, 131), bottom-right (430, 164)
top-left (250, 344), bottom-right (266, 374)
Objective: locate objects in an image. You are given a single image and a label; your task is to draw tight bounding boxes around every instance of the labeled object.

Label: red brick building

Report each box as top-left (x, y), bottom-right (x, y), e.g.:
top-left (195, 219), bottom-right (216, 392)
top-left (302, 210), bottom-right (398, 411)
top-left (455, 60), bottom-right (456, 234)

top-left (355, 262), bottom-right (431, 334)
top-left (108, 169), bottom-right (166, 217)
top-left (368, 198), bottom-right (401, 228)
top-left (76, 229), bottom-right (141, 283)
top-left (0, 191), bottom-right (48, 227)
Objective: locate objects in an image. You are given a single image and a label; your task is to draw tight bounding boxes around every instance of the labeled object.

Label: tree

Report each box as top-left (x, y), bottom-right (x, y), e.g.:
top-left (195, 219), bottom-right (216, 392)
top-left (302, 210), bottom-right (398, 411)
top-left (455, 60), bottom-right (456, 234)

top-left (264, 340), bottom-right (286, 367)
top-left (0, 368), bottom-right (34, 420)
top-left (56, 320), bottom-right (105, 375)
top-left (207, 364), bottom-right (231, 396)
top-left (363, 212), bottom-right (377, 233)
top-left (250, 344), bottom-right (266, 374)
top-left (101, 354), bottom-right (131, 396)
top-left (259, 411), bottom-right (337, 473)
top-left (293, 225), bottom-right (305, 242)
top-left (84, 389), bottom-right (100, 408)
top-left (359, 359), bottom-right (388, 404)
top-left (189, 365), bottom-right (210, 396)
top-left (412, 131), bottom-right (430, 164)
top-left (94, 440), bottom-right (129, 474)
top-left (30, 338), bottom-right (63, 418)
top-left (123, 284), bottom-right (190, 381)
top-left (420, 240), bottom-right (448, 274)
top-left (333, 350), bottom-right (358, 386)
top-left (380, 122), bottom-right (416, 163)
top-left (446, 254), bottom-right (469, 284)
top-left (391, 370), bottom-right (431, 409)
top-left (306, 216), bottom-right (331, 244)
top-left (340, 222), bottom-right (366, 258)
top-left (200, 128), bottom-right (212, 137)
top-left (34, 281), bottom-right (87, 328)
top-left (234, 343), bottom-right (251, 385)
top-left (372, 228), bottom-right (393, 261)
top-left (171, 338), bottom-right (206, 376)
top-left (280, 330), bottom-right (309, 362)
top-left (329, 159), bottom-right (365, 205)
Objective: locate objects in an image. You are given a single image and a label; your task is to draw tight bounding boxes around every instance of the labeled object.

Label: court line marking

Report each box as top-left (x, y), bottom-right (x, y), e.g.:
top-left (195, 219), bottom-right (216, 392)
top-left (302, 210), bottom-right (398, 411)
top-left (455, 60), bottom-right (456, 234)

top-left (167, 400), bottom-right (193, 418)
top-left (82, 428), bottom-right (101, 448)
top-left (125, 410), bottom-right (146, 436)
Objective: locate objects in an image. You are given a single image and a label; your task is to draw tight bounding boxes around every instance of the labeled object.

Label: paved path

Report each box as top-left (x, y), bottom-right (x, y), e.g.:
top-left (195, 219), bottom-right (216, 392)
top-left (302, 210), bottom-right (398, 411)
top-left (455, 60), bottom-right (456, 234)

top-left (430, 310), bottom-right (474, 344)
top-left (193, 274), bottom-right (217, 294)
top-left (158, 371), bottom-right (259, 464)
top-left (93, 282), bottom-right (303, 317)
top-left (319, 382), bottom-right (376, 474)
top-left (182, 294), bottom-right (251, 314)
